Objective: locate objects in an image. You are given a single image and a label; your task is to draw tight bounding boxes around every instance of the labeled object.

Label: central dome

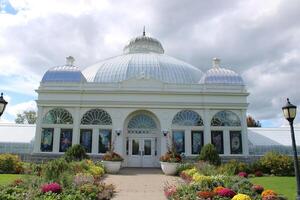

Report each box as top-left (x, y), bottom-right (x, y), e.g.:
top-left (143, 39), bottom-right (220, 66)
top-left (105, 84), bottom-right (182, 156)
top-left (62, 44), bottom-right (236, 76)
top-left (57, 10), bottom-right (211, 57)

top-left (83, 32), bottom-right (203, 84)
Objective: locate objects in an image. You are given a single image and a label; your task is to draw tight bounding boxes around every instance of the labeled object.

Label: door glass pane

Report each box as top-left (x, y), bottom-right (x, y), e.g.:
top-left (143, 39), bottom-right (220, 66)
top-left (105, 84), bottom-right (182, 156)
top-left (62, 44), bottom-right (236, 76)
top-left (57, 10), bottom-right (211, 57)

top-left (99, 129), bottom-right (111, 153)
top-left (80, 129), bottom-right (92, 153)
top-left (144, 140), bottom-right (151, 155)
top-left (191, 131), bottom-right (203, 154)
top-left (172, 131), bottom-right (185, 154)
top-left (132, 139), bottom-right (139, 155)
top-left (230, 131), bottom-right (243, 154)
top-left (211, 131), bottom-right (224, 154)
top-left (59, 129), bottom-right (73, 152)
top-left (41, 128), bottom-right (54, 152)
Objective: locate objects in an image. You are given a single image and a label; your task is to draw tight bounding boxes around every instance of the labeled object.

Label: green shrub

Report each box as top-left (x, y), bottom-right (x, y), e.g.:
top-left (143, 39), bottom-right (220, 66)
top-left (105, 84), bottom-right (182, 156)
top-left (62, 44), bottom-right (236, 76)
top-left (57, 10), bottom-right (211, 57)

top-left (199, 144), bottom-right (221, 166)
top-left (195, 161), bottom-right (217, 176)
top-left (42, 158), bottom-right (70, 182)
top-left (259, 151), bottom-right (294, 176)
top-left (176, 163), bottom-right (195, 175)
top-left (0, 154), bottom-right (24, 174)
top-left (218, 160), bottom-right (250, 175)
top-left (64, 144), bottom-right (89, 162)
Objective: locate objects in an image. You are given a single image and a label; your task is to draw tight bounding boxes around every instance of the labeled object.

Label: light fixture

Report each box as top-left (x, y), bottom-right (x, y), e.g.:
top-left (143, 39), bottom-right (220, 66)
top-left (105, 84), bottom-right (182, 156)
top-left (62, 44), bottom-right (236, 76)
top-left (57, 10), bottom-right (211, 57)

top-left (162, 129), bottom-right (168, 137)
top-left (282, 98), bottom-right (300, 199)
top-left (115, 129), bottom-right (122, 136)
top-left (0, 93), bottom-right (8, 117)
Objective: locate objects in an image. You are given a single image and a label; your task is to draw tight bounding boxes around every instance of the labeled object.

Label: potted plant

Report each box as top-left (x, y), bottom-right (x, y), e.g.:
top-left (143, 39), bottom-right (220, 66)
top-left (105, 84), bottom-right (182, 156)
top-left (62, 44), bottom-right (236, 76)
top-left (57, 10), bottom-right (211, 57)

top-left (102, 134), bottom-right (124, 174)
top-left (160, 134), bottom-right (182, 175)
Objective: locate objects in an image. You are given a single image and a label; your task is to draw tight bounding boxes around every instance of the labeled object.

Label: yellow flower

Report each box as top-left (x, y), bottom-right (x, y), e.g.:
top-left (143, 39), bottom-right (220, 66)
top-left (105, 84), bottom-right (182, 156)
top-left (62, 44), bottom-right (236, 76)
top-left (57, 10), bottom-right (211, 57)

top-left (232, 194), bottom-right (251, 200)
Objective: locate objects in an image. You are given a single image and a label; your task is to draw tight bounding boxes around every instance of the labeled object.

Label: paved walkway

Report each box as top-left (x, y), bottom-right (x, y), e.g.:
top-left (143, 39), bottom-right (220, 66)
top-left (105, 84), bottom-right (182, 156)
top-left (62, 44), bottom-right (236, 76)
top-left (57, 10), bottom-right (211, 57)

top-left (104, 168), bottom-right (179, 200)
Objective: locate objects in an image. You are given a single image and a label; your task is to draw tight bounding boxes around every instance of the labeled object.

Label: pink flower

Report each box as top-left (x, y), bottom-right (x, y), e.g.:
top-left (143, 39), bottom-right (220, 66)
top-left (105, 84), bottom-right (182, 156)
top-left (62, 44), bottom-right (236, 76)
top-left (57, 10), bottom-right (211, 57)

top-left (252, 184), bottom-right (264, 194)
top-left (41, 182), bottom-right (62, 194)
top-left (217, 188), bottom-right (236, 198)
top-left (164, 185), bottom-right (177, 198)
top-left (238, 171), bottom-right (248, 178)
top-left (255, 171), bottom-right (263, 177)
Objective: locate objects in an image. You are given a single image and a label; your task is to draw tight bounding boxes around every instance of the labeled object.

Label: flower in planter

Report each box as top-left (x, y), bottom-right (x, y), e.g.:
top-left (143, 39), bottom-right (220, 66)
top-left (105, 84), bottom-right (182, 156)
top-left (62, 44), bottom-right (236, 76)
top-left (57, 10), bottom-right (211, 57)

top-left (232, 194), bottom-right (251, 200)
top-left (262, 190), bottom-right (277, 197)
top-left (255, 170), bottom-right (263, 177)
top-left (41, 182), bottom-right (62, 194)
top-left (197, 191), bottom-right (215, 199)
top-left (102, 151), bottom-right (124, 161)
top-left (252, 184), bottom-right (264, 194)
top-left (160, 134), bottom-right (182, 163)
top-left (217, 188), bottom-right (236, 198)
top-left (164, 185), bottom-right (177, 198)
top-left (238, 172), bottom-right (248, 178)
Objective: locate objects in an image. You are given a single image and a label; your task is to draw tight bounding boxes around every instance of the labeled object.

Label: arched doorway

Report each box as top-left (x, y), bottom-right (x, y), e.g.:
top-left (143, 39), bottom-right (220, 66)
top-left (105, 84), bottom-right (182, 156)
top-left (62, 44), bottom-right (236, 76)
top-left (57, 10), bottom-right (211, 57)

top-left (124, 111), bottom-right (161, 167)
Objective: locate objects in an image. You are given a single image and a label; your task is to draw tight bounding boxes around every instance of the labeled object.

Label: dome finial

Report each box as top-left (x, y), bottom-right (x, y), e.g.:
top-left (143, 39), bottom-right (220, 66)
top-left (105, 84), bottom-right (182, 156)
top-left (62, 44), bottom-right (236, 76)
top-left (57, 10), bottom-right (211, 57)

top-left (143, 26), bottom-right (145, 36)
top-left (212, 57), bottom-right (220, 68)
top-left (66, 56), bottom-right (75, 66)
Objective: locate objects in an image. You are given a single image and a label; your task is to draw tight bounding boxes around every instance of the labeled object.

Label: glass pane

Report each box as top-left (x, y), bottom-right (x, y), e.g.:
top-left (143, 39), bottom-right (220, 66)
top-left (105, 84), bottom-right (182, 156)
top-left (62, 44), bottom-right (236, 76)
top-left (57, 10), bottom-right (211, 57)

top-left (99, 129), bottom-right (111, 153)
top-left (144, 140), bottom-right (151, 155)
top-left (172, 131), bottom-right (185, 154)
top-left (41, 128), bottom-right (54, 152)
top-left (230, 131), bottom-right (243, 154)
top-left (211, 131), bottom-right (224, 154)
top-left (59, 129), bottom-right (72, 152)
top-left (132, 139), bottom-right (139, 155)
top-left (80, 129), bottom-right (92, 153)
top-left (191, 131), bottom-right (203, 154)
top-left (172, 110), bottom-right (203, 126)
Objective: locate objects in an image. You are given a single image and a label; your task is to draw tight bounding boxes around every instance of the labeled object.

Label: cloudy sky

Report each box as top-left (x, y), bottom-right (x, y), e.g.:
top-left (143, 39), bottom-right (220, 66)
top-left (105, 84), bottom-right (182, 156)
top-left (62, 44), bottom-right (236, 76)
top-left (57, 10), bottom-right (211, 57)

top-left (0, 0), bottom-right (299, 127)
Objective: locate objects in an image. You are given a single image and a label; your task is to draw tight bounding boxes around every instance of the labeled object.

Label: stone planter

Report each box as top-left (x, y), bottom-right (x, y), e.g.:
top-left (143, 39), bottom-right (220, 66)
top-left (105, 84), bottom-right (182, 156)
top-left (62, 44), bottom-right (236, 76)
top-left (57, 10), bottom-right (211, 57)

top-left (160, 162), bottom-right (179, 175)
top-left (103, 161), bottom-right (122, 174)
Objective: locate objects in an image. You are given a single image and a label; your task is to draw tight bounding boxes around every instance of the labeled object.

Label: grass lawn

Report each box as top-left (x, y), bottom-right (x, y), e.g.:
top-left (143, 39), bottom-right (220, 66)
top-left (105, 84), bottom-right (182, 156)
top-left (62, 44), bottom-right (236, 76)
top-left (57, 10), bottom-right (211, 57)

top-left (0, 174), bottom-right (28, 186)
top-left (250, 176), bottom-right (296, 199)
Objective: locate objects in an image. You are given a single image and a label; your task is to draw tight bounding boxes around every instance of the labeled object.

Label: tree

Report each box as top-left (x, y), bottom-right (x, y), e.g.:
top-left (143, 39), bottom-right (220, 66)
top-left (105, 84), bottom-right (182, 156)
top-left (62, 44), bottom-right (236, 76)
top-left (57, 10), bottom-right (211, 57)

top-left (15, 110), bottom-right (37, 124)
top-left (247, 115), bottom-right (261, 127)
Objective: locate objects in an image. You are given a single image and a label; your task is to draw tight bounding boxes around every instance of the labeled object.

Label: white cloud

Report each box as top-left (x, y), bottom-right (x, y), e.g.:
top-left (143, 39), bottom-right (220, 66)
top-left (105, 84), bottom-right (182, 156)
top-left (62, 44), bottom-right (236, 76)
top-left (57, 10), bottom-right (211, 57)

top-left (5, 100), bottom-right (36, 117)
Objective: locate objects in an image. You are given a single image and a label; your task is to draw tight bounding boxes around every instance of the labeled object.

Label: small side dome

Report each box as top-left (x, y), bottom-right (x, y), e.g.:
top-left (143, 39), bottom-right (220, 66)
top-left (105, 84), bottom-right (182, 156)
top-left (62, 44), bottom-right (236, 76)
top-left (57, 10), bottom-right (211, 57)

top-left (42, 56), bottom-right (87, 83)
top-left (123, 28), bottom-right (164, 54)
top-left (200, 58), bottom-right (244, 85)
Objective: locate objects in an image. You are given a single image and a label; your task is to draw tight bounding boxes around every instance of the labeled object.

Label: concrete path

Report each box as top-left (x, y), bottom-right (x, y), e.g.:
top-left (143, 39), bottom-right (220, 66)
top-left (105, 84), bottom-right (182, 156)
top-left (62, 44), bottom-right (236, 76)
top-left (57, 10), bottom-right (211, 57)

top-left (104, 168), bottom-right (179, 200)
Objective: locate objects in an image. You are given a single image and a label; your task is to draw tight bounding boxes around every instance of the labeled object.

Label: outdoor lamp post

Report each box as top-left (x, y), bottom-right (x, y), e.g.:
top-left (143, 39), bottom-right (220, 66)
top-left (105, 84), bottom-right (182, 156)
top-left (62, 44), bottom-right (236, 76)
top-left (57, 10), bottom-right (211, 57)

top-left (282, 98), bottom-right (300, 199)
top-left (0, 93), bottom-right (8, 117)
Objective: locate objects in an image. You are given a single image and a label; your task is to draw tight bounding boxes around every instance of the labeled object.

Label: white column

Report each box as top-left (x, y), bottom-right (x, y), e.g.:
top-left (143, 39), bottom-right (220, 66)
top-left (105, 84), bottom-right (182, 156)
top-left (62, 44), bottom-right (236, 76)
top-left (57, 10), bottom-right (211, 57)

top-left (72, 107), bottom-right (80, 145)
top-left (34, 106), bottom-right (43, 153)
top-left (203, 109), bottom-right (211, 144)
top-left (241, 109), bottom-right (249, 155)
top-left (92, 128), bottom-right (99, 154)
top-left (223, 129), bottom-right (230, 155)
top-left (53, 128), bottom-right (60, 153)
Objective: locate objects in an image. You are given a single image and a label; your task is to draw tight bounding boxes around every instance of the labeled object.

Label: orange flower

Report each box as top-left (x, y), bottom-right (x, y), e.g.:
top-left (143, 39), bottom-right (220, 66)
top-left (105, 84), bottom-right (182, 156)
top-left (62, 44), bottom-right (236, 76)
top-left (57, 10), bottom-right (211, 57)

top-left (197, 191), bottom-right (215, 198)
top-left (261, 190), bottom-right (277, 197)
top-left (213, 186), bottom-right (225, 193)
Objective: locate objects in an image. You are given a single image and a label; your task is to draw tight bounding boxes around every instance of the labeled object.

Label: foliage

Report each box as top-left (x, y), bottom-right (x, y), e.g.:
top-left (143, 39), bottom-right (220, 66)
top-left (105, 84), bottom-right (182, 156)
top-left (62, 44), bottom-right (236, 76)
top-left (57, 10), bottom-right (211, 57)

top-left (102, 151), bottom-right (124, 161)
top-left (218, 160), bottom-right (250, 175)
top-left (15, 110), bottom-right (37, 124)
top-left (88, 165), bottom-right (105, 179)
top-left (247, 115), bottom-right (261, 127)
top-left (176, 163), bottom-right (194, 175)
top-left (259, 152), bottom-right (294, 176)
top-left (254, 171), bottom-right (263, 177)
top-left (159, 150), bottom-right (182, 163)
top-left (194, 160), bottom-right (217, 176)
top-left (42, 158), bottom-right (70, 182)
top-left (73, 173), bottom-right (94, 187)
top-left (0, 154), bottom-right (24, 174)
top-left (64, 144), bottom-right (89, 162)
top-left (199, 144), bottom-right (221, 166)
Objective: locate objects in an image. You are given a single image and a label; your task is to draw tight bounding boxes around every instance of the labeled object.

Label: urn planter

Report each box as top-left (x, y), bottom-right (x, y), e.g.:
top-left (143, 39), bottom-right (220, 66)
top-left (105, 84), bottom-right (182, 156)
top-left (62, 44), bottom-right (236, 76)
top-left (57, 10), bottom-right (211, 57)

top-left (160, 162), bottom-right (179, 175)
top-left (103, 161), bottom-right (122, 174)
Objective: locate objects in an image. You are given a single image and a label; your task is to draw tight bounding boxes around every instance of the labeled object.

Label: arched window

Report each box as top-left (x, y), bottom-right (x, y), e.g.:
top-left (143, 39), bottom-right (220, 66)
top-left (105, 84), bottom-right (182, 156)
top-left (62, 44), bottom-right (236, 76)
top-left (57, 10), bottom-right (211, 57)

top-left (81, 109), bottom-right (112, 125)
top-left (43, 108), bottom-right (73, 124)
top-left (172, 110), bottom-right (203, 126)
top-left (211, 111), bottom-right (241, 126)
top-left (127, 114), bottom-right (157, 129)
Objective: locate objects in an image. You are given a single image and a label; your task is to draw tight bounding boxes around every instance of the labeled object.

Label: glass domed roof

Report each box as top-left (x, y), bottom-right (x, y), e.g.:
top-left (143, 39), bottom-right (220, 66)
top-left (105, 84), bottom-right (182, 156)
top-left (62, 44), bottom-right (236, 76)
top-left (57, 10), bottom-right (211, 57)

top-left (199, 58), bottom-right (244, 85)
top-left (83, 32), bottom-right (203, 84)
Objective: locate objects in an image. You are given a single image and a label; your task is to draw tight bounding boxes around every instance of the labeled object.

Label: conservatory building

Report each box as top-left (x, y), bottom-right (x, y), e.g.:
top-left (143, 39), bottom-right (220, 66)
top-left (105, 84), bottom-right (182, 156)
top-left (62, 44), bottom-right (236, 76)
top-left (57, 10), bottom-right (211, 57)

top-left (33, 32), bottom-right (249, 167)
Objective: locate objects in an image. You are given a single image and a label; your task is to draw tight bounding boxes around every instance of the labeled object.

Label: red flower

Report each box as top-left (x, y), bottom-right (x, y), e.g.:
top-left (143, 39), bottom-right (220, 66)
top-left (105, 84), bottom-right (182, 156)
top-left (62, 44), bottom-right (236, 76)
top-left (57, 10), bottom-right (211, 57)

top-left (238, 171), bottom-right (248, 178)
top-left (217, 188), bottom-right (236, 198)
top-left (197, 191), bottom-right (215, 198)
top-left (41, 182), bottom-right (62, 194)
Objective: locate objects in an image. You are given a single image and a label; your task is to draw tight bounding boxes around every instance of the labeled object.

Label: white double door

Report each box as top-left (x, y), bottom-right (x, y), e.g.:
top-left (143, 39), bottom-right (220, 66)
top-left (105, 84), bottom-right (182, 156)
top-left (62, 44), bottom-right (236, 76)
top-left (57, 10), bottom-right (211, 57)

top-left (127, 137), bottom-right (158, 167)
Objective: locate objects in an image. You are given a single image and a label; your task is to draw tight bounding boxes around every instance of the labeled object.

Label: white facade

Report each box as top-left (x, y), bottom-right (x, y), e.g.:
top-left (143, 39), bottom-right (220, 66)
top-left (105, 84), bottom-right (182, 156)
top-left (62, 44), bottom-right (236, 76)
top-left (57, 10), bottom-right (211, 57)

top-left (33, 32), bottom-right (249, 167)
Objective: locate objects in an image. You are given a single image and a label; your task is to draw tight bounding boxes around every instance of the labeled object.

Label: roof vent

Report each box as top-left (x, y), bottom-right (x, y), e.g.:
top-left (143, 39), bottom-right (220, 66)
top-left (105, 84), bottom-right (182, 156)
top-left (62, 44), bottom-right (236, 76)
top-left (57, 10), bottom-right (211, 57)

top-left (66, 56), bottom-right (75, 66)
top-left (212, 57), bottom-right (220, 68)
